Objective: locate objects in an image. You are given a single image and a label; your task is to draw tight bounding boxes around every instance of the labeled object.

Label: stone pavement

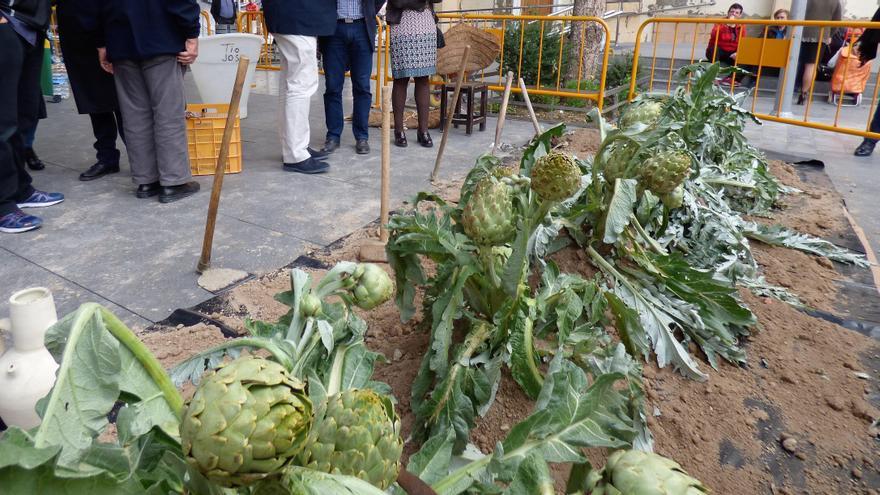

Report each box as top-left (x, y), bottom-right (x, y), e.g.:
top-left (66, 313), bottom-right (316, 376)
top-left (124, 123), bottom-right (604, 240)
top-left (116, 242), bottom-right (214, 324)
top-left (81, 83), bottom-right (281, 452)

top-left (0, 73), bottom-right (535, 328)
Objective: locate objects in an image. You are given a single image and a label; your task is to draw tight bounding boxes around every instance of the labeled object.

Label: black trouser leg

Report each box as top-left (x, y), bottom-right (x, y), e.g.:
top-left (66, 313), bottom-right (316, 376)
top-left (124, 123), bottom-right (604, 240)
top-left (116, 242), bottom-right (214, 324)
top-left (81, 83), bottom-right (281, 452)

top-left (90, 112), bottom-right (122, 165)
top-left (0, 28), bottom-right (35, 216)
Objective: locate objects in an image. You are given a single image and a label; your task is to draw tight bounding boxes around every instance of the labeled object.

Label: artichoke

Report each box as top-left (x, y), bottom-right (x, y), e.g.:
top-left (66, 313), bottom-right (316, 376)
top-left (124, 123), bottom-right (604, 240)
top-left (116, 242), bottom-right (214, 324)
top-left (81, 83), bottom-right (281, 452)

top-left (660, 185), bottom-right (685, 209)
top-left (588, 450), bottom-right (710, 495)
top-left (619, 100), bottom-right (664, 130)
top-left (530, 152), bottom-right (582, 202)
top-left (461, 177), bottom-right (516, 245)
top-left (640, 150), bottom-right (692, 195)
top-left (300, 293), bottom-right (322, 317)
top-left (297, 389), bottom-right (403, 490)
top-left (181, 357), bottom-right (312, 487)
top-left (602, 140), bottom-right (639, 183)
top-left (349, 264), bottom-right (393, 310)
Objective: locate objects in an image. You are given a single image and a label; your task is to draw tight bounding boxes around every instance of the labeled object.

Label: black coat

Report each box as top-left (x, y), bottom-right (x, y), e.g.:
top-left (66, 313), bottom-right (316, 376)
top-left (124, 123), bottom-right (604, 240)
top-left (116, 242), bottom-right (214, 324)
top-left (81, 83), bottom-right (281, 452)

top-left (386, 0), bottom-right (440, 25)
top-left (84, 0), bottom-right (201, 62)
top-left (210, 0), bottom-right (237, 24)
top-left (262, 0), bottom-right (335, 37)
top-left (858, 8), bottom-right (880, 63)
top-left (0, 0), bottom-right (50, 30)
top-left (56, 0), bottom-right (118, 114)
top-left (321, 0), bottom-right (385, 52)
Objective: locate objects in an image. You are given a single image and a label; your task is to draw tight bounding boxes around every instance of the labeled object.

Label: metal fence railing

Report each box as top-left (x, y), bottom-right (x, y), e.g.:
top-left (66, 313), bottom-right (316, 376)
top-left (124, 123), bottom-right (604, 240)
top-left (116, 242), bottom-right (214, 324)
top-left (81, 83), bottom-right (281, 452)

top-left (628, 17), bottom-right (880, 140)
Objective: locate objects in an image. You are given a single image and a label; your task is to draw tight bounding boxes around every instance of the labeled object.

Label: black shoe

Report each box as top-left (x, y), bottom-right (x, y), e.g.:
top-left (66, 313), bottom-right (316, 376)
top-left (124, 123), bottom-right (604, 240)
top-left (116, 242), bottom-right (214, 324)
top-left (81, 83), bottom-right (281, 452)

top-left (321, 139), bottom-right (340, 153)
top-left (854, 140), bottom-right (876, 157)
top-left (158, 181), bottom-right (200, 203)
top-left (283, 156), bottom-right (329, 174)
top-left (308, 147), bottom-right (330, 159)
top-left (394, 131), bottom-right (407, 148)
top-left (135, 181), bottom-right (161, 199)
top-left (355, 139), bottom-right (370, 154)
top-left (24, 148), bottom-right (45, 171)
top-left (796, 92), bottom-right (805, 105)
top-left (79, 161), bottom-right (120, 181)
top-left (417, 131), bottom-right (433, 148)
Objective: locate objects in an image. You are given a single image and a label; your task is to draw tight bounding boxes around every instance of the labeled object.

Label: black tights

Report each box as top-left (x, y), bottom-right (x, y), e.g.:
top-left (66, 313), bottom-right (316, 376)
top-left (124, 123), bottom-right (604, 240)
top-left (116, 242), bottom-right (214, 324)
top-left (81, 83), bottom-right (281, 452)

top-left (392, 76), bottom-right (430, 134)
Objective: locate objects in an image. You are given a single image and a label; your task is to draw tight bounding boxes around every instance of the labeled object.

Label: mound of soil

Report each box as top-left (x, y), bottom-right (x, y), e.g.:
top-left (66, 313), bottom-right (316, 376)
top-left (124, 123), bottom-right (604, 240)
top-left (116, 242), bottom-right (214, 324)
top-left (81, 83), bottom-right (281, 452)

top-left (141, 127), bottom-right (880, 494)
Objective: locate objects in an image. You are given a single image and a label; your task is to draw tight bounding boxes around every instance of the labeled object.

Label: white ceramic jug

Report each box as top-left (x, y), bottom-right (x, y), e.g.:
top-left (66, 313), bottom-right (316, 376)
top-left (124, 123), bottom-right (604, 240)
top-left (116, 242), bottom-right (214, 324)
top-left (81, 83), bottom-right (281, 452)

top-left (0, 287), bottom-right (60, 429)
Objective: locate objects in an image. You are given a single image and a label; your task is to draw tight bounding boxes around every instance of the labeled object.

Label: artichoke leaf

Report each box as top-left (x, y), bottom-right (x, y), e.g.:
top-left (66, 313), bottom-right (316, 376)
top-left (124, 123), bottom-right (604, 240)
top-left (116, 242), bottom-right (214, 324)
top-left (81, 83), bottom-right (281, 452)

top-left (602, 178), bottom-right (638, 245)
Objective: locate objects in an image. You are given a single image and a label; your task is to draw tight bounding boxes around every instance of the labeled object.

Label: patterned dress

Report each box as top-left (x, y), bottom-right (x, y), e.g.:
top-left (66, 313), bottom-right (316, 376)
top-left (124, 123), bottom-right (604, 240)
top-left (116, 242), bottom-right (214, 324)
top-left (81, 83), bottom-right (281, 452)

top-left (389, 8), bottom-right (437, 79)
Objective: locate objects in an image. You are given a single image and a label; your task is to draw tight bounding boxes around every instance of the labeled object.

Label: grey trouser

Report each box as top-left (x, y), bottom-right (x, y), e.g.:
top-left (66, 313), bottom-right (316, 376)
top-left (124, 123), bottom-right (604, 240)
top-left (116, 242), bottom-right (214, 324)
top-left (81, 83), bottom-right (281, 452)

top-left (114, 56), bottom-right (192, 186)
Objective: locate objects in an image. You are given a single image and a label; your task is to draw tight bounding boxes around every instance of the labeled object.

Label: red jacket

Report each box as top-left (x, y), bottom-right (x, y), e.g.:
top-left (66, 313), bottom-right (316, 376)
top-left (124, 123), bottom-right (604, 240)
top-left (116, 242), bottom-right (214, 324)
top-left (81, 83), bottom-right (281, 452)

top-left (707, 23), bottom-right (744, 53)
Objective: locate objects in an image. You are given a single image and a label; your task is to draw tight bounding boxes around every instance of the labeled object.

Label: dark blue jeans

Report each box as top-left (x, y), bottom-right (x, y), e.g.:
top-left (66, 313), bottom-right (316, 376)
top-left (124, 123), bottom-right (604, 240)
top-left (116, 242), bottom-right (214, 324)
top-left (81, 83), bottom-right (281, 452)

top-left (319, 20), bottom-right (374, 142)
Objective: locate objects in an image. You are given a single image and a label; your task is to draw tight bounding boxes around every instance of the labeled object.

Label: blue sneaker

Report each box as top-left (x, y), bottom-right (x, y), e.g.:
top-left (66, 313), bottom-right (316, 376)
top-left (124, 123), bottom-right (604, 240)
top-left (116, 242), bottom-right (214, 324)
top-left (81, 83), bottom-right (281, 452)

top-left (0, 210), bottom-right (42, 233)
top-left (18, 190), bottom-right (64, 208)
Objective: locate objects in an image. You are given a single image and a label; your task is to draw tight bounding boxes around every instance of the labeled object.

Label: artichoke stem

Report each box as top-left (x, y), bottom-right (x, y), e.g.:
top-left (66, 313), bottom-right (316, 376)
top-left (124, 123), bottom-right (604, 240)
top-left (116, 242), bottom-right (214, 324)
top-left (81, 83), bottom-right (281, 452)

top-left (630, 215), bottom-right (667, 255)
top-left (99, 307), bottom-right (185, 417)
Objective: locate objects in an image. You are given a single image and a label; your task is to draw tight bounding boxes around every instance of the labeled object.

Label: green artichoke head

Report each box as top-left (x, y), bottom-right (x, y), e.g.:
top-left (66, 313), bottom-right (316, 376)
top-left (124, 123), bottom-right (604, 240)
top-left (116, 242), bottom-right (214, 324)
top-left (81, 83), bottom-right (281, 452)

top-left (660, 184), bottom-right (685, 209)
top-left (603, 140), bottom-right (639, 184)
top-left (300, 293), bottom-right (322, 317)
top-left (619, 100), bottom-right (665, 130)
top-left (530, 152), bottom-right (582, 202)
top-left (639, 149), bottom-right (692, 195)
top-left (461, 176), bottom-right (516, 246)
top-left (596, 450), bottom-right (710, 495)
top-left (349, 264), bottom-right (394, 310)
top-left (181, 356), bottom-right (313, 487)
top-left (297, 389), bottom-right (403, 490)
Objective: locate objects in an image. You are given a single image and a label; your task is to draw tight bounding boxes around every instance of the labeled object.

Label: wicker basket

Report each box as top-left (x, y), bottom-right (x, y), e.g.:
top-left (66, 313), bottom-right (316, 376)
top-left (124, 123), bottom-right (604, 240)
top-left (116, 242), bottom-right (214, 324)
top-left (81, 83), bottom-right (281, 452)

top-left (436, 24), bottom-right (501, 76)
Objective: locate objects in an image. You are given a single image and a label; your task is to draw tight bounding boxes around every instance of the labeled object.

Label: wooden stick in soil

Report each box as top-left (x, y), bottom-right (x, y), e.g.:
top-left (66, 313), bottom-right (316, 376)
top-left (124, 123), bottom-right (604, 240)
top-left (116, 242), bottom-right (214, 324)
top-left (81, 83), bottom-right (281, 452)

top-left (431, 45), bottom-right (471, 182)
top-left (518, 77), bottom-right (543, 136)
top-left (197, 56), bottom-right (249, 274)
top-left (491, 71), bottom-right (514, 156)
top-left (358, 85), bottom-right (393, 262)
top-left (380, 85), bottom-right (392, 243)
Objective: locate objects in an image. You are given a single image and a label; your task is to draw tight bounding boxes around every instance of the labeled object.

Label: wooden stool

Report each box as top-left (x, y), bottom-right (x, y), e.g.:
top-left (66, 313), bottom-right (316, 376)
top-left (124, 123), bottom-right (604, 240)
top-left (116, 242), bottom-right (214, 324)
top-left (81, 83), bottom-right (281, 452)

top-left (440, 81), bottom-right (488, 135)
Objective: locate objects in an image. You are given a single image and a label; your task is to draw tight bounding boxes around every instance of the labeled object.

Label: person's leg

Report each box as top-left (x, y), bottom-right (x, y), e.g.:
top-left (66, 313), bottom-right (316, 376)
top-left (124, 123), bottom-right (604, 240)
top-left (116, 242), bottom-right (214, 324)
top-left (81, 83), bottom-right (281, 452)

top-left (413, 76), bottom-right (430, 134)
top-left (275, 34), bottom-right (319, 165)
top-left (115, 110), bottom-right (126, 144)
top-left (392, 77), bottom-right (408, 133)
top-left (854, 103), bottom-right (880, 156)
top-left (13, 33), bottom-right (49, 204)
top-left (320, 24), bottom-right (347, 146)
top-left (348, 23), bottom-right (373, 142)
top-left (22, 121), bottom-right (37, 149)
top-left (90, 112), bottom-right (122, 165)
top-left (114, 59), bottom-right (160, 186)
top-left (0, 25), bottom-right (27, 220)
top-left (143, 57), bottom-right (192, 187)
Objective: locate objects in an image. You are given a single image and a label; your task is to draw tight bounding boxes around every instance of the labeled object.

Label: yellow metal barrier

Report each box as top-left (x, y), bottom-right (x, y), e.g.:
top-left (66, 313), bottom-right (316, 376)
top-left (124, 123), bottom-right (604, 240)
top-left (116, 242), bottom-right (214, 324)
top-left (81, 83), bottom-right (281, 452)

top-left (627, 17), bottom-right (880, 140)
top-left (377, 14), bottom-right (612, 109)
top-left (200, 10), bottom-right (213, 36)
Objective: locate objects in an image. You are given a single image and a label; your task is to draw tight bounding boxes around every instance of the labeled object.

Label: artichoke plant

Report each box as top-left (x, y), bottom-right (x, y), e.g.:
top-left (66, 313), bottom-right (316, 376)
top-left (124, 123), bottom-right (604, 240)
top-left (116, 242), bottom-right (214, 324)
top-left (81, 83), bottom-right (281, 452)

top-left (349, 263), bottom-right (394, 310)
top-left (530, 151), bottom-right (582, 202)
top-left (181, 356), bottom-right (313, 487)
top-left (640, 150), bottom-right (692, 195)
top-left (660, 185), bottom-right (685, 209)
top-left (587, 450), bottom-right (710, 495)
top-left (619, 100), bottom-right (664, 130)
top-left (461, 176), bottom-right (516, 245)
top-left (602, 140), bottom-right (639, 183)
top-left (296, 389), bottom-right (403, 490)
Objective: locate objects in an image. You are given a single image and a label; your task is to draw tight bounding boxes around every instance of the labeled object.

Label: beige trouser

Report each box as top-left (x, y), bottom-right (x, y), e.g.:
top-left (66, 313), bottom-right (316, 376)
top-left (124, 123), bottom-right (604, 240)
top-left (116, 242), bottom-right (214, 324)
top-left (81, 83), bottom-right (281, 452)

top-left (274, 34), bottom-right (318, 164)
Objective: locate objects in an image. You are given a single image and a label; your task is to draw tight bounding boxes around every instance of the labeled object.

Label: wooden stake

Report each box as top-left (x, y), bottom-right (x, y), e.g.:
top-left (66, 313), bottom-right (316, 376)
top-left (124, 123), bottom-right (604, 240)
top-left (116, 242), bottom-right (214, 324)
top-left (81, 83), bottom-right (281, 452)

top-left (492, 71), bottom-right (514, 155)
top-left (431, 45), bottom-right (471, 182)
top-left (358, 85), bottom-right (393, 263)
top-left (380, 85), bottom-right (392, 243)
top-left (518, 77), bottom-right (543, 136)
top-left (197, 56), bottom-right (249, 274)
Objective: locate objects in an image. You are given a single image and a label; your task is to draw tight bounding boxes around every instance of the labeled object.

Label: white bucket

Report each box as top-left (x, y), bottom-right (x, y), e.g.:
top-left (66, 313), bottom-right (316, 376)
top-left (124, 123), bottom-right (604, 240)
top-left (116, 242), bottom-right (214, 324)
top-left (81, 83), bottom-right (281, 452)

top-left (191, 34), bottom-right (263, 118)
